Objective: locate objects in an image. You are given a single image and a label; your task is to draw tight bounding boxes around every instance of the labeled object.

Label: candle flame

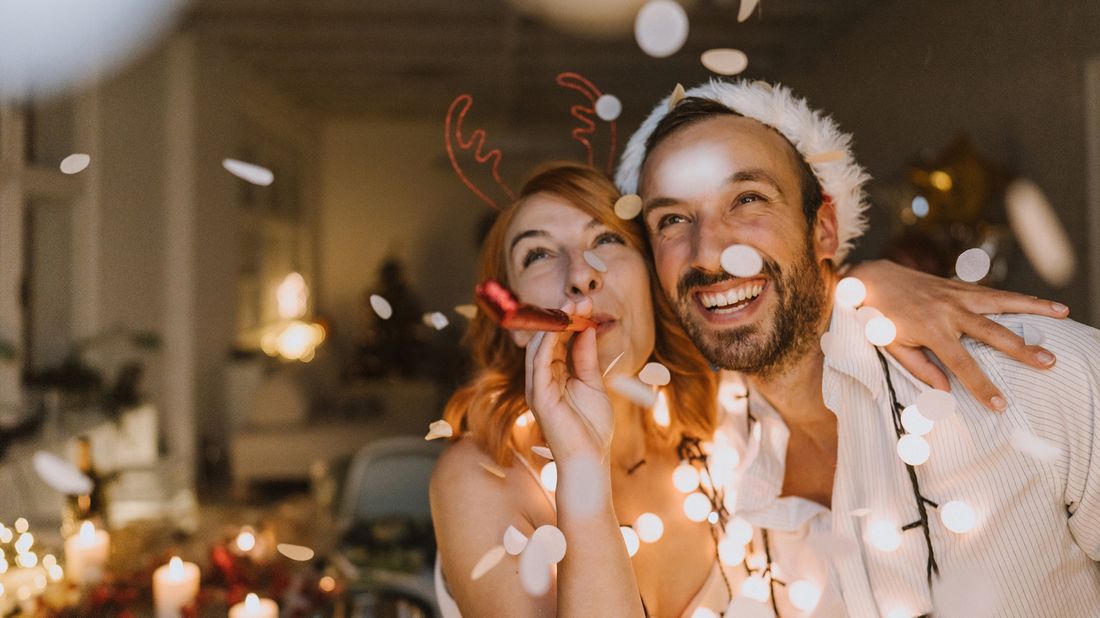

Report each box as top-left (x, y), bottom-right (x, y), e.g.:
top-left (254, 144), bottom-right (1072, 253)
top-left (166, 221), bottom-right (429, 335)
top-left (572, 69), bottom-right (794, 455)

top-left (78, 521), bottom-right (96, 542)
top-left (245, 593), bottom-right (260, 610)
top-left (168, 556), bottom-right (185, 578)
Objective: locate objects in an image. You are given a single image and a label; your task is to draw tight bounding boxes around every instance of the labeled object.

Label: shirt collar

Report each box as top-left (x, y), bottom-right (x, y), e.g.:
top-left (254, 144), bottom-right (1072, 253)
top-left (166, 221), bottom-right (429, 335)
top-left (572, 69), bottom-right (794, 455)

top-left (822, 304), bottom-right (884, 403)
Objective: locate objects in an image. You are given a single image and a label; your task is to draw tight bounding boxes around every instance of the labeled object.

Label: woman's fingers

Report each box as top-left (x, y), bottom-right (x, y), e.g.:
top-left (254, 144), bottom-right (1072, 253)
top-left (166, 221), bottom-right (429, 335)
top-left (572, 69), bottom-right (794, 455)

top-left (960, 313), bottom-right (1057, 370)
top-left (887, 344), bottom-right (950, 392)
top-left (934, 338), bottom-right (1006, 411)
top-left (959, 287), bottom-right (1070, 319)
top-left (571, 328), bottom-right (603, 387)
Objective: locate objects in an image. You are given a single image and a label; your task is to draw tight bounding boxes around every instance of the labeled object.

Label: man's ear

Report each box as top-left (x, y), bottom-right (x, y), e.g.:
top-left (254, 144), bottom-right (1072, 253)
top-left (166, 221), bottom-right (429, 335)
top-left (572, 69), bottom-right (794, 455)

top-left (813, 197), bottom-right (840, 263)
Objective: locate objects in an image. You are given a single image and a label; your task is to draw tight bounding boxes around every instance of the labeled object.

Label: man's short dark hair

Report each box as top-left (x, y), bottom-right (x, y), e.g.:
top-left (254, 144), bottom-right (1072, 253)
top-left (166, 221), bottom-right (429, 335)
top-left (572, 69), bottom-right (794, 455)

top-left (642, 97), bottom-right (825, 222)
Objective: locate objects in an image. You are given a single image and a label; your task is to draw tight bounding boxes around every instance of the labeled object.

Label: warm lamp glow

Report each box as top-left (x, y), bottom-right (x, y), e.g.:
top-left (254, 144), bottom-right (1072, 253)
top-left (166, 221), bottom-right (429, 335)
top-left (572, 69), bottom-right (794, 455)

top-left (672, 464), bottom-right (700, 493)
top-left (929, 170), bottom-right (953, 191)
top-left (276, 272), bottom-right (308, 320)
top-left (682, 493), bottom-right (711, 522)
top-left (236, 529), bottom-right (257, 552)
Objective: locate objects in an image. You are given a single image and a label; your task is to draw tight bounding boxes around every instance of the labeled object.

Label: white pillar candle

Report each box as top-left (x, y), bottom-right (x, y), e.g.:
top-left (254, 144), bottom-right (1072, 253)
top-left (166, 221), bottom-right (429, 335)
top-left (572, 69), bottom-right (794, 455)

top-left (228, 593), bottom-right (278, 618)
top-left (63, 521), bottom-right (110, 586)
top-left (152, 556), bottom-right (200, 618)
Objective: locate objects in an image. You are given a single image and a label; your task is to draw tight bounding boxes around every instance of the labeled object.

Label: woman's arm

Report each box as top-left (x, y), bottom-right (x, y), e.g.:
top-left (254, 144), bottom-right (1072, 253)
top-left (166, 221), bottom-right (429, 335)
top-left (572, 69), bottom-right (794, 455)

top-left (849, 259), bottom-right (1070, 410)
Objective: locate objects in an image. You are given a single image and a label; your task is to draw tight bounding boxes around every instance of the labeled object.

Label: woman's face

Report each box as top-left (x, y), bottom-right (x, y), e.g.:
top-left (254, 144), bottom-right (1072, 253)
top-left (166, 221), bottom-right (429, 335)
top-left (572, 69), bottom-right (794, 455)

top-left (504, 192), bottom-right (656, 374)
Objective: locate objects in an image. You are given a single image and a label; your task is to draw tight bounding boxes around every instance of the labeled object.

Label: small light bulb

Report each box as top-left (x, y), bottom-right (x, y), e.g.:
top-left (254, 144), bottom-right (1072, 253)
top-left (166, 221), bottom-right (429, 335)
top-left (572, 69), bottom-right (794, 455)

top-left (865, 316), bottom-right (898, 346)
top-left (652, 390), bottom-right (671, 428)
top-left (540, 462), bottom-right (558, 492)
top-left (634, 513), bottom-right (665, 543)
top-left (620, 526), bottom-right (640, 557)
top-left (717, 537), bottom-right (745, 566)
top-left (788, 580), bottom-right (822, 611)
top-left (683, 493), bottom-right (711, 522)
top-left (728, 517), bottom-right (754, 545)
top-left (900, 406), bottom-right (934, 436)
top-left (235, 529), bottom-right (256, 552)
top-left (746, 552), bottom-right (767, 570)
top-left (866, 520), bottom-right (902, 552)
top-left (14, 518), bottom-right (28, 534)
top-left (707, 511), bottom-right (719, 524)
top-left (722, 489), bottom-right (738, 512)
top-left (672, 463), bottom-right (700, 493)
top-left (740, 574), bottom-right (770, 602)
top-left (835, 277), bottom-right (867, 308)
top-left (897, 434), bottom-right (931, 466)
top-left (515, 411), bottom-right (535, 428)
top-left (940, 500), bottom-right (977, 534)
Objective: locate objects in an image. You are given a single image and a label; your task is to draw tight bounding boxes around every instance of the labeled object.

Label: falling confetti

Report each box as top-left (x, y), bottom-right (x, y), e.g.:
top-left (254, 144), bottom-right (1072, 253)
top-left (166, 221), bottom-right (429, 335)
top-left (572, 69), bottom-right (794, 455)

top-left (222, 158), bottom-right (274, 186)
top-left (32, 451), bottom-right (93, 495)
top-left (737, 0), bottom-right (760, 22)
top-left (595, 94), bottom-right (622, 121)
top-left (915, 389), bottom-right (956, 421)
top-left (276, 543), bottom-right (316, 562)
top-left (720, 244), bottom-right (763, 277)
top-left (638, 361), bottom-right (671, 386)
top-left (620, 526), bottom-right (641, 557)
top-left (602, 351), bottom-right (626, 377)
top-left (806, 150), bottom-right (845, 164)
top-left (1009, 427), bottom-right (1061, 462)
top-left (519, 542), bottom-right (552, 595)
top-left (540, 461), bottom-right (558, 492)
top-left (1005, 178), bottom-right (1075, 286)
top-left (370, 295), bottom-right (393, 320)
top-left (634, 0), bottom-right (689, 58)
top-left (955, 248), bottom-right (991, 283)
top-left (1023, 323), bottom-right (1045, 346)
top-left (667, 83), bottom-right (686, 111)
top-left (471, 545), bottom-right (507, 581)
top-left (530, 525), bottom-right (567, 563)
top-left (59, 153), bottom-right (90, 175)
top-left (423, 312), bottom-right (449, 330)
top-left (455, 304), bottom-right (478, 320)
top-left (425, 419), bottom-right (453, 440)
top-left (608, 375), bottom-right (658, 407)
top-left (700, 48), bottom-right (748, 76)
top-left (479, 461), bottom-right (506, 479)
top-left (583, 250), bottom-right (608, 273)
top-left (532, 446), bottom-right (553, 460)
top-left (614, 194), bottom-right (643, 219)
top-left (849, 508), bottom-right (872, 518)
top-left (834, 276), bottom-right (867, 308)
top-left (504, 526), bottom-right (528, 555)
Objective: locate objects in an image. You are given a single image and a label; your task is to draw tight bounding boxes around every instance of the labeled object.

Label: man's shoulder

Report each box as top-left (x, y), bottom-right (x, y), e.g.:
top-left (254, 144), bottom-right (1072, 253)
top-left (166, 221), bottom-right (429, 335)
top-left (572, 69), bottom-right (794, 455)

top-left (967, 314), bottom-right (1100, 361)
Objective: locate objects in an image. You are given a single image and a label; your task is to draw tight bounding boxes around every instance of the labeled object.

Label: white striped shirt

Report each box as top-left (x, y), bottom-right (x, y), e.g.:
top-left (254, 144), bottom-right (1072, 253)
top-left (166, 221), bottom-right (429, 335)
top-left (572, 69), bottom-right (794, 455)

top-left (733, 306), bottom-right (1100, 617)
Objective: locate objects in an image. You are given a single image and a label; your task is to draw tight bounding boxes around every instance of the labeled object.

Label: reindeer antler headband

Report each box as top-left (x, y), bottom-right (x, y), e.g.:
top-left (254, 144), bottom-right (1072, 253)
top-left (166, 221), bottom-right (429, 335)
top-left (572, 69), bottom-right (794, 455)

top-left (444, 72), bottom-right (619, 210)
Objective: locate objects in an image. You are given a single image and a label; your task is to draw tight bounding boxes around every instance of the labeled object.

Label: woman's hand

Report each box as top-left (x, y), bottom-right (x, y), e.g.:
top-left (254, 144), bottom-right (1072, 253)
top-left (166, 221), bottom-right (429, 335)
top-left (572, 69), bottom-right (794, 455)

top-left (851, 260), bottom-right (1069, 411)
top-left (524, 298), bottom-right (613, 463)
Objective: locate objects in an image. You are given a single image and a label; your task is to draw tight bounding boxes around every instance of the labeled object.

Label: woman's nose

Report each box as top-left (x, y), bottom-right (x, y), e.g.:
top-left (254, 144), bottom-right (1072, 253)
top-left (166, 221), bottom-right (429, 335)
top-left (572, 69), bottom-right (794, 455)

top-left (566, 256), bottom-right (602, 298)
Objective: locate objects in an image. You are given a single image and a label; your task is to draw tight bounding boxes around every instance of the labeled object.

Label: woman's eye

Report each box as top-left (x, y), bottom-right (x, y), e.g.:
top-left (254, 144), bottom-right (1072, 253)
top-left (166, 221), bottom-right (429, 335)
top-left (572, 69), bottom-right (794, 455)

top-left (657, 213), bottom-right (688, 230)
top-left (594, 231), bottom-right (625, 246)
top-left (522, 248), bottom-right (550, 267)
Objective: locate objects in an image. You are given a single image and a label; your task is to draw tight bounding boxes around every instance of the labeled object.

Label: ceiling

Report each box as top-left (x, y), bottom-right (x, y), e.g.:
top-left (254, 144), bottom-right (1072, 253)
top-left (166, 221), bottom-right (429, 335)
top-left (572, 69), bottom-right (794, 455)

top-left (185, 0), bottom-right (882, 121)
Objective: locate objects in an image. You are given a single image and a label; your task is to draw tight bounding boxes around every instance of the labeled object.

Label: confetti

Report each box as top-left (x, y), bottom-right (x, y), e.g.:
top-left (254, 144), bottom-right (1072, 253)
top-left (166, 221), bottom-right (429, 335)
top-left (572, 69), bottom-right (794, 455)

top-left (602, 351), bottom-right (626, 377)
top-left (819, 332), bottom-right (839, 358)
top-left (805, 150), bottom-right (845, 164)
top-left (32, 451), bottom-right (93, 495)
top-left (614, 194), bottom-right (643, 220)
top-left (608, 375), bottom-right (658, 407)
top-left (900, 405), bottom-right (934, 436)
top-left (915, 389), bottom-right (956, 421)
top-left (530, 525), bottom-right (567, 563)
top-left (864, 316), bottom-right (897, 346)
top-left (455, 304), bottom-right (478, 320)
top-left (583, 250), bottom-right (608, 273)
top-left (849, 508), bottom-right (872, 518)
top-left (539, 462), bottom-right (557, 492)
top-left (471, 545), bottom-right (506, 581)
top-left (700, 48), bottom-right (748, 76)
top-left (955, 248), bottom-right (991, 282)
top-left (370, 295), bottom-right (393, 319)
top-left (59, 153), bottom-right (90, 175)
top-left (1009, 427), bottom-right (1061, 462)
top-left (621, 526), bottom-right (641, 557)
top-left (1006, 178), bottom-right (1075, 286)
top-left (634, 513), bottom-right (665, 543)
top-left (425, 419), bottom-right (453, 440)
top-left (518, 542), bottom-right (551, 595)
top-left (668, 83), bottom-right (686, 111)
top-left (834, 276), bottom-right (866, 308)
top-left (652, 390), bottom-right (671, 427)
top-left (503, 526), bottom-right (528, 555)
top-left (479, 461), bottom-right (506, 479)
top-left (638, 362), bottom-right (671, 386)
top-left (276, 543), bottom-right (316, 562)
top-left (634, 0), bottom-right (689, 58)
top-left (1023, 323), bottom-right (1045, 346)
top-left (720, 244), bottom-right (763, 277)
top-left (531, 446), bottom-right (553, 460)
top-left (595, 94), bottom-right (622, 121)
top-left (222, 158), bottom-right (274, 186)
top-left (423, 312), bottom-right (449, 330)
top-left (737, 0), bottom-right (760, 22)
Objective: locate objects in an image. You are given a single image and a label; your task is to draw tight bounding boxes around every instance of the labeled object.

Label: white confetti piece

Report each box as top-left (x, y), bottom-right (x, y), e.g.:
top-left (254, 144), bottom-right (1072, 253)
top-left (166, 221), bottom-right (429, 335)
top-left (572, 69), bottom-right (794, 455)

top-left (423, 312), bottom-right (449, 330)
top-left (471, 545), bottom-right (507, 581)
top-left (864, 316), bottom-right (897, 346)
top-left (1009, 427), bottom-right (1061, 462)
top-left (276, 543), bottom-right (316, 562)
top-left (737, 0), bottom-right (760, 22)
top-left (540, 461), bottom-right (557, 492)
top-left (1023, 323), bottom-right (1045, 346)
top-left (1006, 178), bottom-right (1075, 287)
top-left (614, 194), bottom-right (643, 220)
top-left (638, 362), bottom-right (671, 386)
top-left (608, 375), bottom-right (658, 407)
top-left (955, 248), bottom-right (991, 282)
top-left (33, 451), bottom-right (93, 495)
top-left (849, 508), bottom-right (872, 518)
top-left (370, 295), bottom-right (393, 320)
top-left (900, 405), bottom-right (934, 436)
top-left (819, 332), bottom-right (839, 358)
top-left (59, 153), bottom-right (90, 175)
top-left (519, 542), bottom-right (551, 595)
top-left (634, 0), bottom-right (689, 58)
top-left (479, 461), bottom-right (506, 479)
top-left (700, 48), bottom-right (748, 76)
top-left (834, 276), bottom-right (867, 308)
top-left (503, 526), bottom-right (528, 555)
top-left (915, 389), bottom-right (956, 421)
top-left (602, 351), bottom-right (626, 377)
top-left (530, 525), bottom-right (567, 564)
top-left (222, 158), bottom-right (274, 186)
top-left (667, 83), bottom-right (686, 111)
top-left (455, 304), bottom-right (478, 320)
top-left (806, 150), bottom-right (845, 164)
top-left (896, 434), bottom-right (930, 466)
top-left (531, 446), bottom-right (553, 460)
top-left (583, 250), bottom-right (608, 273)
top-left (425, 419), bottom-right (453, 440)
top-left (720, 244), bottom-right (763, 277)
top-left (595, 94), bottom-right (622, 121)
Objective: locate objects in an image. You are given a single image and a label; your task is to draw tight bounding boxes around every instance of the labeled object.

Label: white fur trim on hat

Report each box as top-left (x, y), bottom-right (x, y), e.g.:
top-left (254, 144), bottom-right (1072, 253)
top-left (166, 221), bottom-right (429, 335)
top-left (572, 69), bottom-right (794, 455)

top-left (615, 79), bottom-right (870, 263)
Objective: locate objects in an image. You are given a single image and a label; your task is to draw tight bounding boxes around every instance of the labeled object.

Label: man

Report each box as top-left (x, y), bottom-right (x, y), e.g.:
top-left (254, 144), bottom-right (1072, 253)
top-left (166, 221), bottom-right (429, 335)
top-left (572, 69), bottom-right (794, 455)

top-left (616, 81), bottom-right (1100, 616)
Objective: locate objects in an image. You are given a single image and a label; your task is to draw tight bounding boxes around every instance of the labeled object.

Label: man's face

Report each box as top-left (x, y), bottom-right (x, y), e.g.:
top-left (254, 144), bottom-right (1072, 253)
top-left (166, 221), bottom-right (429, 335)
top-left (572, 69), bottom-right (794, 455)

top-left (638, 114), bottom-right (836, 377)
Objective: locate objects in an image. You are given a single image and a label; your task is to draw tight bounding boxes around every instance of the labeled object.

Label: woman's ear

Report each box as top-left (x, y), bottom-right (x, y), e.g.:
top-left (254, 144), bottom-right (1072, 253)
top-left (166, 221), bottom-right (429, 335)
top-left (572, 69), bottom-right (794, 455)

top-left (813, 197), bottom-right (840, 263)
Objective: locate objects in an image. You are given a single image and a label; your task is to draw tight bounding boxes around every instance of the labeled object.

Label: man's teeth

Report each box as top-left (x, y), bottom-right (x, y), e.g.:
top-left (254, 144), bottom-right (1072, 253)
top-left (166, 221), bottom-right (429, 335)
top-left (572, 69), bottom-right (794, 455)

top-left (700, 283), bottom-right (763, 309)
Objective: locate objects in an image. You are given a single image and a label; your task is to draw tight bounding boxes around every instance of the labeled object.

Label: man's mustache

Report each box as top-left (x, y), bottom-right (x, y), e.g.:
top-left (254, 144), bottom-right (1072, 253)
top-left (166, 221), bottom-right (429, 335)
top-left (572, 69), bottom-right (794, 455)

top-left (676, 260), bottom-right (781, 300)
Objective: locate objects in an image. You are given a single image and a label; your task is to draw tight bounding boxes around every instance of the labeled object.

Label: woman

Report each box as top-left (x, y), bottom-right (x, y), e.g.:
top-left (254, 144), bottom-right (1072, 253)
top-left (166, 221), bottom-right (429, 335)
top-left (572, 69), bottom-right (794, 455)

top-left (430, 162), bottom-right (1066, 617)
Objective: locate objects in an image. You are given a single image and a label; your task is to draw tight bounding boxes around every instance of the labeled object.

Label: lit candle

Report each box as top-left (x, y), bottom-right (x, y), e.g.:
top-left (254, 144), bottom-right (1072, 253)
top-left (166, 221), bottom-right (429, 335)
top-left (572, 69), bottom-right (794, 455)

top-left (152, 556), bottom-right (200, 618)
top-left (228, 593), bottom-right (278, 618)
top-left (63, 521), bottom-right (110, 586)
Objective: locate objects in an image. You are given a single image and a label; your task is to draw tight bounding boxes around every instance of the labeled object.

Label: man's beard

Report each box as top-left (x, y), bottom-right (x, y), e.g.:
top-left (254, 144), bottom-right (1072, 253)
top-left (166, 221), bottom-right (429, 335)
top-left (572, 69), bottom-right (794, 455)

top-left (673, 241), bottom-right (828, 379)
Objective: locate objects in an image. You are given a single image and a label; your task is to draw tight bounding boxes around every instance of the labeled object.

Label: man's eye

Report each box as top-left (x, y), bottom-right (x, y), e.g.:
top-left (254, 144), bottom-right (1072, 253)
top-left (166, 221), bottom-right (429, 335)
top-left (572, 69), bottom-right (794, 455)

top-left (736, 193), bottom-right (765, 205)
top-left (522, 249), bottom-right (550, 267)
top-left (657, 213), bottom-right (688, 230)
top-left (594, 232), bottom-right (625, 246)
